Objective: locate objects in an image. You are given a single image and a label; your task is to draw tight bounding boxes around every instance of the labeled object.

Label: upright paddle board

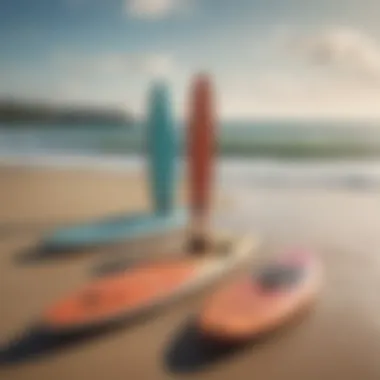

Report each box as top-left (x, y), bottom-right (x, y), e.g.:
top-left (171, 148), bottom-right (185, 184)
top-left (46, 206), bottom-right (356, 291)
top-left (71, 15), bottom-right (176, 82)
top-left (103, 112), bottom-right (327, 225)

top-left (92, 74), bottom-right (217, 272)
top-left (197, 250), bottom-right (322, 343)
top-left (40, 74), bottom-right (258, 334)
top-left (41, 83), bottom-right (186, 252)
top-left (147, 82), bottom-right (176, 215)
top-left (187, 74), bottom-right (215, 251)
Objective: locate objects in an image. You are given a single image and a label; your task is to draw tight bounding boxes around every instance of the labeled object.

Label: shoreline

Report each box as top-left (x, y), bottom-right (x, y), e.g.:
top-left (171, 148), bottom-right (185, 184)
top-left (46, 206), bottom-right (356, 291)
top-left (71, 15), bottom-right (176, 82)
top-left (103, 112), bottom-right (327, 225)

top-left (1, 154), bottom-right (380, 192)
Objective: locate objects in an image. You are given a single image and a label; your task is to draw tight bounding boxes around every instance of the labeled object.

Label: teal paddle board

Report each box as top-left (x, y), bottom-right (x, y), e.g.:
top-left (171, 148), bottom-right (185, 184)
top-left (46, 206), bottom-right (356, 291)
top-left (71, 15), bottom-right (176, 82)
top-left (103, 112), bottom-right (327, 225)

top-left (42, 82), bottom-right (186, 252)
top-left (147, 83), bottom-right (176, 215)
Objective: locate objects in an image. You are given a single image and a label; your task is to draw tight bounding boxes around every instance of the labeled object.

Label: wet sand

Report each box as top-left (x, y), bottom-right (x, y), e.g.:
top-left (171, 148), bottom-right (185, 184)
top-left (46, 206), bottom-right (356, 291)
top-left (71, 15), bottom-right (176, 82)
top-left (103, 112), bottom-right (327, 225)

top-left (1, 166), bottom-right (380, 379)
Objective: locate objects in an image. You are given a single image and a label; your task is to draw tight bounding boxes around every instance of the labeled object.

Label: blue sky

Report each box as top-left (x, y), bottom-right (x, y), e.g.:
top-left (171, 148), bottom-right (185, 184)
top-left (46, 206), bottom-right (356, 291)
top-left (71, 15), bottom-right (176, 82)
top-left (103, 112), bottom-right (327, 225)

top-left (2, 0), bottom-right (380, 119)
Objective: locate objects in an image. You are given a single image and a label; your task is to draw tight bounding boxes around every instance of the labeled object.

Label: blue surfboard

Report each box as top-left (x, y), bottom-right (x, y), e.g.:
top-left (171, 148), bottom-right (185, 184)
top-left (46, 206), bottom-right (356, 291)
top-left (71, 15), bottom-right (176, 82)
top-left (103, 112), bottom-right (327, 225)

top-left (41, 82), bottom-right (186, 252)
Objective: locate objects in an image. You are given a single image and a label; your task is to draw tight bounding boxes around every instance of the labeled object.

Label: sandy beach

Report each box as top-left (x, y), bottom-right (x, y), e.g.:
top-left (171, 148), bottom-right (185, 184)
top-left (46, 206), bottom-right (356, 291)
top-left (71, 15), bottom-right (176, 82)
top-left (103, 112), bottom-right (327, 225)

top-left (1, 165), bottom-right (380, 380)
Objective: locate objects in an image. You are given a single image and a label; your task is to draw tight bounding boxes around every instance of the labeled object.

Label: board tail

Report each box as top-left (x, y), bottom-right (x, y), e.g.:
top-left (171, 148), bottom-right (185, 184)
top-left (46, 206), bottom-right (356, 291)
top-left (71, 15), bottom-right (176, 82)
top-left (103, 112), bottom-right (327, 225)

top-left (146, 82), bottom-right (176, 215)
top-left (187, 74), bottom-right (216, 252)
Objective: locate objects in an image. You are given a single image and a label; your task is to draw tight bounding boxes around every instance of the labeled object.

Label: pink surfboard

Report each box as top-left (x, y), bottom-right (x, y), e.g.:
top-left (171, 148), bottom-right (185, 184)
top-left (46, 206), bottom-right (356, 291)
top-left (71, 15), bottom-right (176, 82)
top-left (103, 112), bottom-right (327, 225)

top-left (198, 250), bottom-right (322, 342)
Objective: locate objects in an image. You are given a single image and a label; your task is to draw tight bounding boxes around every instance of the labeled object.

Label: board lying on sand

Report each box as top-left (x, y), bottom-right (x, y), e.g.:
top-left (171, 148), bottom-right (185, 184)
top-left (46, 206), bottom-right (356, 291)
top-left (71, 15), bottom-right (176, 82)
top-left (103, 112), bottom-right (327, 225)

top-left (42, 210), bottom-right (187, 252)
top-left (41, 83), bottom-right (186, 252)
top-left (198, 250), bottom-right (322, 343)
top-left (41, 235), bottom-right (257, 334)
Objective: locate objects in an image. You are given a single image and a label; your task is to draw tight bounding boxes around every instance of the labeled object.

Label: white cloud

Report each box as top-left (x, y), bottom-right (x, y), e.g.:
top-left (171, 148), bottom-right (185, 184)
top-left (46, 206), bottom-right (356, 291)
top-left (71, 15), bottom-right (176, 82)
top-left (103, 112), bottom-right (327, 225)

top-left (287, 27), bottom-right (380, 83)
top-left (52, 51), bottom-right (176, 78)
top-left (10, 24), bottom-right (380, 120)
top-left (48, 44), bottom-right (380, 119)
top-left (125, 0), bottom-right (187, 19)
top-left (138, 54), bottom-right (175, 77)
top-left (211, 26), bottom-right (380, 119)
top-left (47, 51), bottom-right (180, 114)
top-left (217, 38), bottom-right (380, 120)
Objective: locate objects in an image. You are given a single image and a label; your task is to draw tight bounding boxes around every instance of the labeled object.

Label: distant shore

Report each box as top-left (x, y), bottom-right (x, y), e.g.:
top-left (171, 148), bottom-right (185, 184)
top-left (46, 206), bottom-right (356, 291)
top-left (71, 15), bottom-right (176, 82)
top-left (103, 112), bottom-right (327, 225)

top-left (0, 98), bottom-right (134, 127)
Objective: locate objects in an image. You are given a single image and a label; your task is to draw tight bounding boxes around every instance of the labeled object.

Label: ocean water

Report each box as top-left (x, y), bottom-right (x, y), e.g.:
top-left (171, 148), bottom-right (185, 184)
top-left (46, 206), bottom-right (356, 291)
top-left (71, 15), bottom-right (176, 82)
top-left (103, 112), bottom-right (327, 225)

top-left (1, 120), bottom-right (380, 156)
top-left (1, 120), bottom-right (380, 190)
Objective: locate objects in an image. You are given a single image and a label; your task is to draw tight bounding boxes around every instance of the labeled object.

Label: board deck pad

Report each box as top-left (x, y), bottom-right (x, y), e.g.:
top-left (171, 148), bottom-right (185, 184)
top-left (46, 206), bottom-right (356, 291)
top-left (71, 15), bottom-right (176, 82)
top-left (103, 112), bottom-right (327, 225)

top-left (198, 250), bottom-right (321, 342)
top-left (41, 235), bottom-right (257, 334)
top-left (256, 264), bottom-right (306, 290)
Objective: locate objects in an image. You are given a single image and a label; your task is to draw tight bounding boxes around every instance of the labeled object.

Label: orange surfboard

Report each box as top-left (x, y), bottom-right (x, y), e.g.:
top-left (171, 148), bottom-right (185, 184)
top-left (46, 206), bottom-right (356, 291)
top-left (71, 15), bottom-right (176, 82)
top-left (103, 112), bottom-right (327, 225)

top-left (42, 237), bottom-right (255, 334)
top-left (43, 260), bottom-right (196, 333)
top-left (198, 250), bottom-right (321, 343)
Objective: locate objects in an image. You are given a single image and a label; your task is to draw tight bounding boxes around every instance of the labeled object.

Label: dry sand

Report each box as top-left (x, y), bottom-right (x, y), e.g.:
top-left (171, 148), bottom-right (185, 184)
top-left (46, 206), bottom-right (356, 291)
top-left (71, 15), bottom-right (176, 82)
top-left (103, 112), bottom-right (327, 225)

top-left (1, 166), bottom-right (380, 380)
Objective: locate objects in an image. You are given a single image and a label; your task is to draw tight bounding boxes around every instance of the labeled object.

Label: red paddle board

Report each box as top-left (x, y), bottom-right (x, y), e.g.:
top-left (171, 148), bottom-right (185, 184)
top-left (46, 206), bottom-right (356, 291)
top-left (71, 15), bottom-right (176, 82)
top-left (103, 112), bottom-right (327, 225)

top-left (198, 250), bottom-right (321, 343)
top-left (187, 74), bottom-right (215, 249)
top-left (188, 73), bottom-right (215, 213)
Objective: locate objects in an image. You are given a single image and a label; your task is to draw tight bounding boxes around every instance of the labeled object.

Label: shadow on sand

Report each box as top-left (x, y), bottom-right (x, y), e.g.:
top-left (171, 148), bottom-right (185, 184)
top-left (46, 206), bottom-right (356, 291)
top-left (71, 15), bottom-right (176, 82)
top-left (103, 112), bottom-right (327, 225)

top-left (0, 311), bottom-right (158, 367)
top-left (0, 325), bottom-right (89, 366)
top-left (90, 257), bottom-right (140, 278)
top-left (14, 245), bottom-right (93, 265)
top-left (2, 218), bottom-right (120, 265)
top-left (89, 250), bottom-right (189, 279)
top-left (164, 317), bottom-right (265, 374)
top-left (164, 311), bottom-right (313, 375)
top-left (13, 241), bottom-right (127, 266)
